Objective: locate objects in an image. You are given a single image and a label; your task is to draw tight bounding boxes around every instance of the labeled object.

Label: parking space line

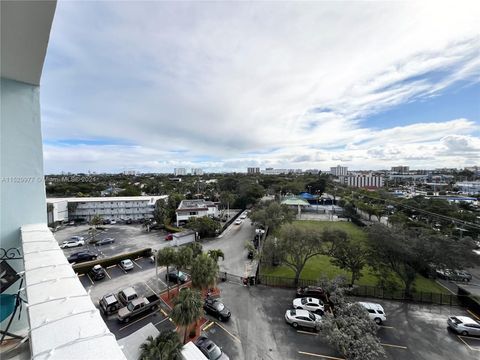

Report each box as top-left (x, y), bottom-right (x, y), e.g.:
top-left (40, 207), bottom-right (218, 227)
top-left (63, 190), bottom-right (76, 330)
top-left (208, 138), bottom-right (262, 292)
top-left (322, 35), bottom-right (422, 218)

top-left (458, 336), bottom-right (480, 351)
top-left (77, 273), bottom-right (84, 277)
top-left (297, 330), bottom-right (317, 336)
top-left (435, 280), bottom-right (456, 295)
top-left (107, 265), bottom-right (117, 269)
top-left (118, 264), bottom-right (127, 274)
top-left (118, 311), bottom-right (158, 331)
top-left (153, 317), bottom-right (170, 326)
top-left (380, 343), bottom-right (407, 349)
top-left (133, 260), bottom-right (142, 269)
top-left (202, 321), bottom-right (214, 331)
top-left (467, 309), bottom-right (480, 321)
top-left (86, 274), bottom-right (94, 285)
top-left (160, 296), bottom-right (172, 310)
top-left (298, 351), bottom-right (344, 359)
top-left (144, 282), bottom-right (157, 295)
top-left (379, 325), bottom-right (395, 329)
top-left (104, 269), bottom-right (112, 279)
top-left (213, 321), bottom-right (241, 343)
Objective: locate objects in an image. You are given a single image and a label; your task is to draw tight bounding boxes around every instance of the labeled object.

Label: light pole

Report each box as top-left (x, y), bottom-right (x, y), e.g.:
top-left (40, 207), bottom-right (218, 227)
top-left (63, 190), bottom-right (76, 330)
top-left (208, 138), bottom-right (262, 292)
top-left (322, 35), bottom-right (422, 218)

top-left (153, 249), bottom-right (159, 290)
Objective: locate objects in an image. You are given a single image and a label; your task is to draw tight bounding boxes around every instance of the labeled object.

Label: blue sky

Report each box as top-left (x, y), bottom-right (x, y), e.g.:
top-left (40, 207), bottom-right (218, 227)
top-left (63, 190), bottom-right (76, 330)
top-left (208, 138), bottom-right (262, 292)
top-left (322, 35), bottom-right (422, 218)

top-left (40, 1), bottom-right (480, 173)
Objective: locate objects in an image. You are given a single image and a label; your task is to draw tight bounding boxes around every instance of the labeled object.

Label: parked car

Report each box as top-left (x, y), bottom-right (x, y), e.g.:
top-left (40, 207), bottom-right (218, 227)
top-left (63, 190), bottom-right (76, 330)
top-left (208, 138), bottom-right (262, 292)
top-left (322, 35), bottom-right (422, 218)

top-left (284, 309), bottom-right (321, 331)
top-left (234, 219), bottom-right (243, 225)
top-left (89, 264), bottom-right (106, 281)
top-left (447, 316), bottom-right (480, 336)
top-left (204, 298), bottom-right (231, 321)
top-left (195, 335), bottom-right (230, 360)
top-left (110, 220), bottom-right (117, 225)
top-left (120, 259), bottom-right (134, 271)
top-left (95, 238), bottom-right (115, 246)
top-left (358, 302), bottom-right (387, 324)
top-left (240, 213), bottom-right (247, 219)
top-left (67, 251), bottom-right (97, 263)
top-left (296, 286), bottom-right (327, 301)
top-left (436, 269), bottom-right (472, 282)
top-left (68, 220), bottom-right (75, 226)
top-left (126, 218), bottom-right (133, 224)
top-left (118, 287), bottom-right (139, 306)
top-left (103, 219), bottom-right (111, 225)
top-left (165, 233), bottom-right (173, 241)
top-left (165, 270), bottom-right (189, 284)
top-left (60, 238), bottom-right (85, 249)
top-left (117, 294), bottom-right (160, 323)
top-left (99, 293), bottom-right (120, 316)
top-left (293, 297), bottom-right (324, 315)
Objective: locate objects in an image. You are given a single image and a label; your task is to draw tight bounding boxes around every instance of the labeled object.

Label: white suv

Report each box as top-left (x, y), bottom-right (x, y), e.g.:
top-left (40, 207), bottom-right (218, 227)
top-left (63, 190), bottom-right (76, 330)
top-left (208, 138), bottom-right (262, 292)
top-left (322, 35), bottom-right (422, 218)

top-left (60, 237), bottom-right (85, 248)
top-left (358, 302), bottom-right (386, 324)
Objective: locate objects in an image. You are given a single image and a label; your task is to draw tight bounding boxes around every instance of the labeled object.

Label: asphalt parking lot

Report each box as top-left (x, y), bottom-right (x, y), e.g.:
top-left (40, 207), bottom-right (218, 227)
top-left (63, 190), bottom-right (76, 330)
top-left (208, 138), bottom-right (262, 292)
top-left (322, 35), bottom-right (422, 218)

top-left (205, 282), bottom-right (480, 360)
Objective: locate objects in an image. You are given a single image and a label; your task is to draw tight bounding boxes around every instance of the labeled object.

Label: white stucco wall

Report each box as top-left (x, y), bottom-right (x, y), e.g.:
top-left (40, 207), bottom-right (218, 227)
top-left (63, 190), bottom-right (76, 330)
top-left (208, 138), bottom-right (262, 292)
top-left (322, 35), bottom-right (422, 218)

top-left (1, 78), bottom-right (47, 252)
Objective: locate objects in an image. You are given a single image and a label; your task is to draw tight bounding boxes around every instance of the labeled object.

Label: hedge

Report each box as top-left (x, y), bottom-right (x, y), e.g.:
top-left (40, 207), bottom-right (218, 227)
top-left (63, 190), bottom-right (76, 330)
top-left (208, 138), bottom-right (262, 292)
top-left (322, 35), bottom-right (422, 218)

top-left (164, 223), bottom-right (183, 233)
top-left (73, 248), bottom-right (153, 274)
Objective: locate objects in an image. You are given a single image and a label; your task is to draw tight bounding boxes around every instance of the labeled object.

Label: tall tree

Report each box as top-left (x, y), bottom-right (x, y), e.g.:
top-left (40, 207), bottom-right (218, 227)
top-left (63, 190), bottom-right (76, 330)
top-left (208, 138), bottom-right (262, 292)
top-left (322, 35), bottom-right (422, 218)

top-left (207, 249), bottom-right (225, 263)
top-left (185, 216), bottom-right (220, 238)
top-left (250, 201), bottom-right (295, 233)
top-left (329, 239), bottom-right (368, 286)
top-left (170, 289), bottom-right (203, 344)
top-left (153, 199), bottom-right (167, 226)
top-left (139, 330), bottom-right (183, 360)
top-left (174, 247), bottom-right (193, 283)
top-left (156, 247), bottom-right (177, 298)
top-left (263, 223), bottom-right (323, 285)
top-left (186, 242), bottom-right (203, 259)
top-left (191, 253), bottom-right (219, 292)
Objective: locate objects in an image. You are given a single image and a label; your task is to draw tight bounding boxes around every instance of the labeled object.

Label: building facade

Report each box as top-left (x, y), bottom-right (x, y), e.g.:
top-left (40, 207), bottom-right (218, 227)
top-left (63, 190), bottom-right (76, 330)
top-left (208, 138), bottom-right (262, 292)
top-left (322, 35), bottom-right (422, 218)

top-left (339, 175), bottom-right (385, 188)
top-left (391, 166), bottom-right (410, 173)
top-left (247, 167), bottom-right (260, 174)
top-left (330, 165), bottom-right (348, 176)
top-left (175, 199), bottom-right (219, 226)
top-left (47, 196), bottom-right (167, 223)
top-left (455, 181), bottom-right (480, 195)
top-left (174, 168), bottom-right (187, 176)
top-left (191, 168), bottom-right (204, 175)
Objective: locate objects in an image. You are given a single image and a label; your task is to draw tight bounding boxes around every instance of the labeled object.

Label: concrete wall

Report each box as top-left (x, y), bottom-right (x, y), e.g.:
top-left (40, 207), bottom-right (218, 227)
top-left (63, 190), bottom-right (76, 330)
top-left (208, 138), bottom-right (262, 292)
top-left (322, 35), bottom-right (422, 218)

top-left (1, 78), bottom-right (47, 253)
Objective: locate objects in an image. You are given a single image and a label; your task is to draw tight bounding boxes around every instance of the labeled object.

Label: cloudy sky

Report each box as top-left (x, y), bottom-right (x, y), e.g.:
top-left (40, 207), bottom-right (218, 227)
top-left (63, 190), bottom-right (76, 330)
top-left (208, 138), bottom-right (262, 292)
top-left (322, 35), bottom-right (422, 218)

top-left (41, 1), bottom-right (480, 174)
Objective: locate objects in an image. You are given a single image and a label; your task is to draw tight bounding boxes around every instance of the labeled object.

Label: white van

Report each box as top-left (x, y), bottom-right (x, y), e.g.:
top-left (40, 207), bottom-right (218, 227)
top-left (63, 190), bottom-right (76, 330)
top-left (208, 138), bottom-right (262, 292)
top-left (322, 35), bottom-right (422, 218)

top-left (358, 302), bottom-right (386, 324)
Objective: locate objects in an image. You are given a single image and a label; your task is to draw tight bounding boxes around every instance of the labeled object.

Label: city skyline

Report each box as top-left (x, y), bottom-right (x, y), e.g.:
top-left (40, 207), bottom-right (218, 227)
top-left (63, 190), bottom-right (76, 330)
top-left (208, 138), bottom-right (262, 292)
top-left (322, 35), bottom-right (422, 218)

top-left (41, 2), bottom-right (480, 173)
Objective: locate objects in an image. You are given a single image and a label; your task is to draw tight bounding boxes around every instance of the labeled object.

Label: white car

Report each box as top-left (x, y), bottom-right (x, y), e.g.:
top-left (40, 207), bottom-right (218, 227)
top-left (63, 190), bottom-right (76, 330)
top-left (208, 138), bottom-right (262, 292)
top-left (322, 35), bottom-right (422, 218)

top-left (120, 259), bottom-right (134, 271)
top-left (60, 237), bottom-right (85, 249)
top-left (110, 220), bottom-right (117, 225)
top-left (358, 302), bottom-right (386, 324)
top-left (234, 219), bottom-right (243, 225)
top-left (240, 213), bottom-right (247, 219)
top-left (293, 297), bottom-right (325, 314)
top-left (285, 309), bottom-right (321, 330)
top-left (447, 316), bottom-right (480, 336)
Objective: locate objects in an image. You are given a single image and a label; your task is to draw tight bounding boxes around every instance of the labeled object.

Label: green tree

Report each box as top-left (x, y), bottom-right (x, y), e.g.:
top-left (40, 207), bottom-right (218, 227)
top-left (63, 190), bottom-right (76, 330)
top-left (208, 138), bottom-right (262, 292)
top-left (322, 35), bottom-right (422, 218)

top-left (88, 214), bottom-right (103, 244)
top-left (207, 249), bottom-right (225, 263)
top-left (250, 201), bottom-right (295, 233)
top-left (185, 217), bottom-right (220, 238)
top-left (142, 218), bottom-right (152, 232)
top-left (263, 223), bottom-right (324, 285)
top-left (186, 242), bottom-right (203, 259)
top-left (156, 247), bottom-right (177, 298)
top-left (170, 289), bottom-right (203, 344)
top-left (153, 199), bottom-right (167, 226)
top-left (329, 239), bottom-right (367, 286)
top-left (139, 330), bottom-right (183, 360)
top-left (191, 253), bottom-right (219, 292)
top-left (174, 247), bottom-right (193, 282)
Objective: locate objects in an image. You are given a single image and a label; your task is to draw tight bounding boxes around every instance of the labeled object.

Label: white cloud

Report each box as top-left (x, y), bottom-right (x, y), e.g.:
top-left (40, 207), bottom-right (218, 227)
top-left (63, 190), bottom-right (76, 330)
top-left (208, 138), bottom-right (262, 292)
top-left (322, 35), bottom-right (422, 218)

top-left (41, 1), bottom-right (480, 173)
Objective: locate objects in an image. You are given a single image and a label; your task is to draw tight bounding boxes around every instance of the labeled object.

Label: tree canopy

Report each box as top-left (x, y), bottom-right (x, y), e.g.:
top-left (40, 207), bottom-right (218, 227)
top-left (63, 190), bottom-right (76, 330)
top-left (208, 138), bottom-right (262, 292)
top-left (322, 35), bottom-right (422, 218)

top-left (139, 331), bottom-right (183, 360)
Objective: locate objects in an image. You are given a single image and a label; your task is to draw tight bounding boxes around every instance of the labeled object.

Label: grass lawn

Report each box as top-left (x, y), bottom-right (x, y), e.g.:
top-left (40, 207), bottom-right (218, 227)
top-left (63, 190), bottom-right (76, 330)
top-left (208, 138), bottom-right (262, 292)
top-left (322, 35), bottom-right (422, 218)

top-left (261, 221), bottom-right (449, 294)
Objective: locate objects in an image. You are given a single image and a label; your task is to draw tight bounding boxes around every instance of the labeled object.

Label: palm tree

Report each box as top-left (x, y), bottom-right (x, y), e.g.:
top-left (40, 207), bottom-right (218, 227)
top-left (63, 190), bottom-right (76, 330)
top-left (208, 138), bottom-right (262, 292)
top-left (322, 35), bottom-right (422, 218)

top-left (139, 330), bottom-right (183, 360)
top-left (174, 246), bottom-right (193, 281)
top-left (142, 218), bottom-right (151, 232)
top-left (170, 289), bottom-right (203, 344)
top-left (156, 247), bottom-right (177, 299)
top-left (207, 249), bottom-right (224, 263)
top-left (191, 253), bottom-right (219, 294)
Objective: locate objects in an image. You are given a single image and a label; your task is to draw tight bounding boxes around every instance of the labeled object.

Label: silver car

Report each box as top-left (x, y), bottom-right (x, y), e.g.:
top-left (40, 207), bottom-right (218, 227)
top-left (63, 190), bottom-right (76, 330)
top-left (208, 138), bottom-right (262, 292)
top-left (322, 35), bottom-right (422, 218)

top-left (447, 316), bottom-right (480, 336)
top-left (285, 309), bottom-right (321, 330)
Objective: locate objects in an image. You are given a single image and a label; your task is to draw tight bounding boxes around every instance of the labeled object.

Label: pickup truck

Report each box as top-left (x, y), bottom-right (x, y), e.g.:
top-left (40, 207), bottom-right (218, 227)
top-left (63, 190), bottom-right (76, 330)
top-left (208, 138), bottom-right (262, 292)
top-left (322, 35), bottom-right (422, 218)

top-left (117, 294), bottom-right (160, 323)
top-left (118, 287), bottom-right (139, 307)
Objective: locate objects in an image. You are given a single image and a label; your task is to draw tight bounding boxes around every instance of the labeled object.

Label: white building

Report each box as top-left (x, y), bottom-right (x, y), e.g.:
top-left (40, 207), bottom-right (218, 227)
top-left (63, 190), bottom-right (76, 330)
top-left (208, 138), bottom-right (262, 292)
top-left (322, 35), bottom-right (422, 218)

top-left (455, 181), bottom-right (480, 195)
top-left (247, 167), bottom-right (260, 174)
top-left (262, 168), bottom-right (288, 175)
top-left (175, 199), bottom-right (219, 226)
top-left (174, 168), bottom-right (187, 176)
top-left (330, 165), bottom-right (348, 176)
top-left (339, 175), bottom-right (385, 188)
top-left (191, 168), bottom-right (203, 176)
top-left (47, 196), bottom-right (168, 222)
top-left (1, 2), bottom-right (126, 358)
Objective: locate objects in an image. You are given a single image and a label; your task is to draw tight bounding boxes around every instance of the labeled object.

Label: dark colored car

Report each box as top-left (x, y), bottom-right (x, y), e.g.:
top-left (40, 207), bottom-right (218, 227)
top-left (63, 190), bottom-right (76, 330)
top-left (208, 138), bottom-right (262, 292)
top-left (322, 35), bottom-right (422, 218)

top-left (165, 270), bottom-right (189, 284)
top-left (165, 233), bottom-right (173, 241)
top-left (195, 336), bottom-right (230, 360)
top-left (67, 251), bottom-right (98, 264)
top-left (95, 238), bottom-right (115, 246)
top-left (204, 298), bottom-right (231, 321)
top-left (296, 286), bottom-right (327, 301)
top-left (103, 219), bottom-right (111, 225)
top-left (89, 264), bottom-right (106, 280)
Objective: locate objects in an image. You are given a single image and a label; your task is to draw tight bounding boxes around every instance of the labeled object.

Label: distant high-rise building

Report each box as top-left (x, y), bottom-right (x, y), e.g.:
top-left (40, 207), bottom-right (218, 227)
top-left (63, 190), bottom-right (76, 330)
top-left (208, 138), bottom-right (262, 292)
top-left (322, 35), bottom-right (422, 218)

top-left (330, 165), bottom-right (348, 176)
top-left (247, 167), bottom-right (260, 174)
top-left (174, 168), bottom-right (187, 176)
top-left (123, 170), bottom-right (136, 175)
top-left (191, 168), bottom-right (203, 175)
top-left (391, 166), bottom-right (409, 173)
top-left (339, 174), bottom-right (384, 188)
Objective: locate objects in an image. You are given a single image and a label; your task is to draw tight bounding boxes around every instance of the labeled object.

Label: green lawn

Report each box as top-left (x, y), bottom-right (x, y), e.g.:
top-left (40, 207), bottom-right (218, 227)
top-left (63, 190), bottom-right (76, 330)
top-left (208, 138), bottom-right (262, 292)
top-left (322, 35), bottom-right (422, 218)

top-left (261, 221), bottom-right (449, 294)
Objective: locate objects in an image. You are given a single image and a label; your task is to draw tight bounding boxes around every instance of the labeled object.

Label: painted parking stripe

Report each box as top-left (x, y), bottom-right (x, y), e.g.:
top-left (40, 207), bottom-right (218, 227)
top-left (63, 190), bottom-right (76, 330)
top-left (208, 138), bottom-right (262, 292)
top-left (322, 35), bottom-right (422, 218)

top-left (380, 343), bottom-right (407, 349)
top-left (104, 269), bottom-right (112, 279)
top-left (144, 282), bottom-right (158, 295)
top-left (86, 273), bottom-right (94, 285)
top-left (202, 321), bottom-right (214, 331)
top-left (153, 317), bottom-right (170, 326)
top-left (467, 309), bottom-right (480, 321)
top-left (214, 321), bottom-right (241, 343)
top-left (379, 325), bottom-right (395, 329)
top-left (298, 351), bottom-right (344, 359)
top-left (458, 336), bottom-right (480, 351)
top-left (107, 265), bottom-right (117, 269)
top-left (77, 273), bottom-right (85, 277)
top-left (118, 264), bottom-right (127, 274)
top-left (133, 260), bottom-right (142, 269)
top-left (435, 280), bottom-right (456, 295)
top-left (297, 330), bottom-right (317, 336)
top-left (119, 311), bottom-right (158, 331)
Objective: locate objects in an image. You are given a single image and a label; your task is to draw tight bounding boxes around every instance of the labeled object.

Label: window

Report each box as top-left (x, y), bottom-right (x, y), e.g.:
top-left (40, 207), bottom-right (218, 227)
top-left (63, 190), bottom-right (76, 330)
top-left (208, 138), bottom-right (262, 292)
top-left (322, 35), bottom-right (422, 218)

top-left (368, 309), bottom-right (375, 313)
top-left (189, 211), bottom-right (197, 215)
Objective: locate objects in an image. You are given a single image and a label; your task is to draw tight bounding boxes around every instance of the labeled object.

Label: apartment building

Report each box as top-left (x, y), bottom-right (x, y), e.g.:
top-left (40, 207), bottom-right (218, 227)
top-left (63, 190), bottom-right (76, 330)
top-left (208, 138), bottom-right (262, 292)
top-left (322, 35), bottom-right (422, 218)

top-left (191, 168), bottom-right (204, 175)
top-left (47, 196), bottom-right (168, 223)
top-left (391, 166), bottom-right (410, 173)
top-left (339, 174), bottom-right (385, 188)
top-left (247, 167), bottom-right (260, 174)
top-left (330, 165), bottom-right (348, 176)
top-left (175, 199), bottom-right (219, 226)
top-left (174, 168), bottom-right (187, 176)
